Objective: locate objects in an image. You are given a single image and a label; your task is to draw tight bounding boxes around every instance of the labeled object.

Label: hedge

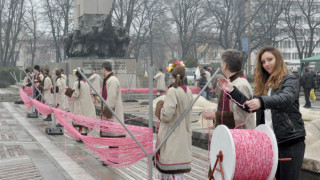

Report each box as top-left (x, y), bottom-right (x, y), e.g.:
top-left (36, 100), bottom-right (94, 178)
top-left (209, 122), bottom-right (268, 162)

top-left (0, 67), bottom-right (21, 88)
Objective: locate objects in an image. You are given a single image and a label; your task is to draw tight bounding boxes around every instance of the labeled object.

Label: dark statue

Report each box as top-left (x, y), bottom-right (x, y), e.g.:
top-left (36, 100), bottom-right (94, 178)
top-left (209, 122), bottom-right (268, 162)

top-left (65, 15), bottom-right (130, 58)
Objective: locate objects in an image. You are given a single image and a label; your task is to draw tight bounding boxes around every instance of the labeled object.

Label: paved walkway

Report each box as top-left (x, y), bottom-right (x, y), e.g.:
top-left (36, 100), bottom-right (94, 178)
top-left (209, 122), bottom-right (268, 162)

top-left (0, 102), bottom-right (209, 180)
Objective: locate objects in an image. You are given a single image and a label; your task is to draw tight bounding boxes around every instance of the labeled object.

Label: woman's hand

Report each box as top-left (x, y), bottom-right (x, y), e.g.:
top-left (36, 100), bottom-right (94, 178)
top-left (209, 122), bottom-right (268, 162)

top-left (245, 99), bottom-right (261, 111)
top-left (217, 78), bottom-right (233, 92)
top-left (202, 110), bottom-right (216, 120)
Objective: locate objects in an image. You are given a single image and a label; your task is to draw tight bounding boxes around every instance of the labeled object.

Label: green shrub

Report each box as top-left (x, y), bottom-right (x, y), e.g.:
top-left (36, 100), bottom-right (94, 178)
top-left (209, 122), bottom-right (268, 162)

top-left (0, 81), bottom-right (10, 88)
top-left (0, 67), bottom-right (20, 87)
top-left (183, 55), bottom-right (198, 68)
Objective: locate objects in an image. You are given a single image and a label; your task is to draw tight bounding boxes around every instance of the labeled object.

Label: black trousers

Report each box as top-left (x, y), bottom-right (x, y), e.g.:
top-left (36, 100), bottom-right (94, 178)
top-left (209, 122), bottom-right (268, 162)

top-left (276, 140), bottom-right (305, 180)
top-left (303, 87), bottom-right (311, 106)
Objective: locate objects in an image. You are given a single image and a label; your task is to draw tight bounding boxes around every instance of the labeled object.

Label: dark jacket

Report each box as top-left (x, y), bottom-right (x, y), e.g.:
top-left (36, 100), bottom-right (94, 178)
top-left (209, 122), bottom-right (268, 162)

top-left (197, 76), bottom-right (208, 90)
top-left (301, 72), bottom-right (315, 89)
top-left (229, 73), bottom-right (306, 146)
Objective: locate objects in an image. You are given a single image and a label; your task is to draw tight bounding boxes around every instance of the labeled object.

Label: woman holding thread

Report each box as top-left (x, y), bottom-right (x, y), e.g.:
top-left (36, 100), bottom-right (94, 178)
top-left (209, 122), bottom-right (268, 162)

top-left (218, 45), bottom-right (306, 180)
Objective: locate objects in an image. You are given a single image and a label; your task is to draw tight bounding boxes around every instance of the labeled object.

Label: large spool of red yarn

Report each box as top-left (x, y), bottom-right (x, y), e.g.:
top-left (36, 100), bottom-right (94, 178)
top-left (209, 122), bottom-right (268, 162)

top-left (210, 124), bottom-right (278, 180)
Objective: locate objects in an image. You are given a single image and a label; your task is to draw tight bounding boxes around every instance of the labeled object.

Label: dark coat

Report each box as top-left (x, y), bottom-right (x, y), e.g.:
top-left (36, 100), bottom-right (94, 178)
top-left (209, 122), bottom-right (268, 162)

top-left (301, 72), bottom-right (315, 89)
top-left (197, 76), bottom-right (208, 90)
top-left (229, 73), bottom-right (306, 146)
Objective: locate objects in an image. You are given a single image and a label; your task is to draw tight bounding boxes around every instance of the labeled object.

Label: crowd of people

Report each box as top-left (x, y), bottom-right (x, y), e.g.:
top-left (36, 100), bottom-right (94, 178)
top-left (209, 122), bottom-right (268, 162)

top-left (23, 45), bottom-right (309, 179)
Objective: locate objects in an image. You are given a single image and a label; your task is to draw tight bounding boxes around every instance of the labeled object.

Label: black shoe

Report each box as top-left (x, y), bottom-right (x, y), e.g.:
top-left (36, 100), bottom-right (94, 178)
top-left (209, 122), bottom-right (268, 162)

top-left (56, 123), bottom-right (63, 127)
top-left (44, 117), bottom-right (52, 121)
top-left (100, 160), bottom-right (107, 166)
top-left (76, 139), bottom-right (83, 143)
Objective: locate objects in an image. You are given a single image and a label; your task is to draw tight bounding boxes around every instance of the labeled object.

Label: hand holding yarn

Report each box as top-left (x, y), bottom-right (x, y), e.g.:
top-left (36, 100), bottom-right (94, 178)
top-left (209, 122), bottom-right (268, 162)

top-left (217, 78), bottom-right (233, 92)
top-left (202, 109), bottom-right (216, 120)
top-left (245, 99), bottom-right (261, 111)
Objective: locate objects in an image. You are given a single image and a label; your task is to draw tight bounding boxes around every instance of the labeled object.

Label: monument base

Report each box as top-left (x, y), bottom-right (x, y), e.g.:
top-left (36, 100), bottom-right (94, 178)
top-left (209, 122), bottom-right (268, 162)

top-left (48, 57), bottom-right (137, 89)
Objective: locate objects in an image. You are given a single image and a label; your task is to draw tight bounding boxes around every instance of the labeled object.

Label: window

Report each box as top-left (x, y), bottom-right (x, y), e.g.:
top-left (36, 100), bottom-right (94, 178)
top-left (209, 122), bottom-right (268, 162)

top-left (292, 53), bottom-right (299, 60)
top-left (283, 53), bottom-right (291, 60)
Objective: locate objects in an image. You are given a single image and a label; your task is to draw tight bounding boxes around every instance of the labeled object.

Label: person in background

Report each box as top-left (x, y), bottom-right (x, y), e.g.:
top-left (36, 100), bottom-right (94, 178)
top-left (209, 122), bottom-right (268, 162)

top-left (55, 69), bottom-right (69, 111)
top-left (32, 65), bottom-right (43, 115)
top-left (88, 68), bottom-right (102, 103)
top-left (203, 66), bottom-right (213, 99)
top-left (197, 69), bottom-right (208, 99)
top-left (154, 68), bottom-right (166, 96)
top-left (39, 69), bottom-right (54, 121)
top-left (23, 69), bottom-right (32, 88)
top-left (60, 69), bottom-right (67, 82)
top-left (218, 45), bottom-right (305, 180)
top-left (39, 69), bottom-right (44, 82)
top-left (65, 69), bottom-right (96, 142)
top-left (194, 65), bottom-right (201, 81)
top-left (301, 67), bottom-right (315, 108)
top-left (155, 62), bottom-right (193, 179)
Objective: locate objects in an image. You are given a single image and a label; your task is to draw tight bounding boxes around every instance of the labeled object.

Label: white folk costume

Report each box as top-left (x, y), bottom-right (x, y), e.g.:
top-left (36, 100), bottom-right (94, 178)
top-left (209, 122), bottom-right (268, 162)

top-left (23, 76), bottom-right (32, 87)
top-left (155, 86), bottom-right (193, 175)
top-left (100, 73), bottom-right (124, 137)
top-left (42, 76), bottom-right (54, 105)
top-left (154, 72), bottom-right (166, 92)
top-left (56, 76), bottom-right (69, 110)
top-left (88, 73), bottom-right (102, 95)
top-left (71, 80), bottom-right (96, 118)
top-left (66, 80), bottom-right (96, 135)
top-left (39, 73), bottom-right (44, 82)
top-left (61, 73), bottom-right (67, 82)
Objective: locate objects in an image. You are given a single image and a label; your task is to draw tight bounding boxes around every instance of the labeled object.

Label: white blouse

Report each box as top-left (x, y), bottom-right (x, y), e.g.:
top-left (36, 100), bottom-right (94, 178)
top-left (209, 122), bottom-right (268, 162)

top-left (264, 88), bottom-right (273, 131)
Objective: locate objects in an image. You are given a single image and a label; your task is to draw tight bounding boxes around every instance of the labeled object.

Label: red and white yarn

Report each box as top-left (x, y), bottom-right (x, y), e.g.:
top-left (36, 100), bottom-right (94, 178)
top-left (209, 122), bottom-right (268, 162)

top-left (231, 129), bottom-right (273, 180)
top-left (20, 88), bottom-right (32, 109)
top-left (19, 88), bottom-right (153, 167)
top-left (31, 99), bottom-right (52, 115)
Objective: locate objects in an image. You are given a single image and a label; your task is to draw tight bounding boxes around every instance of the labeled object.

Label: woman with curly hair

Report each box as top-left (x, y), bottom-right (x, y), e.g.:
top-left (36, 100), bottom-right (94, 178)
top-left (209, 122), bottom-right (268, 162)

top-left (154, 63), bottom-right (193, 179)
top-left (218, 45), bottom-right (306, 180)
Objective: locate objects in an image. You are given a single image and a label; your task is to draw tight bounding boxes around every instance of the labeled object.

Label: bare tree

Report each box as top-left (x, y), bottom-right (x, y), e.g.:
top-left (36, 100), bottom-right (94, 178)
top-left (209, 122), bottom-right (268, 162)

top-left (112, 0), bottom-right (138, 33)
top-left (42, 0), bottom-right (72, 63)
top-left (0, 0), bottom-right (25, 67)
top-left (23, 0), bottom-right (41, 67)
top-left (144, 0), bottom-right (166, 66)
top-left (251, 0), bottom-right (287, 49)
top-left (284, 0), bottom-right (320, 65)
top-left (127, 0), bottom-right (149, 62)
top-left (166, 0), bottom-right (207, 58)
top-left (204, 0), bottom-right (269, 51)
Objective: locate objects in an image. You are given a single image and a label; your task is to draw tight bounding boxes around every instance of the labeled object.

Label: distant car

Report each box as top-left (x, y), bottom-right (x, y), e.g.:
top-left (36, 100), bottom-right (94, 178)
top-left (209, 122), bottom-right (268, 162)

top-left (185, 68), bottom-right (196, 86)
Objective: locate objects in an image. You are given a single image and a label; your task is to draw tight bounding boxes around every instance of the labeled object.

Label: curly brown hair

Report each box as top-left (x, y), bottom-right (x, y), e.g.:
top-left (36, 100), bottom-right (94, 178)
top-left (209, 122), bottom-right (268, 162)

top-left (254, 45), bottom-right (288, 95)
top-left (170, 65), bottom-right (185, 88)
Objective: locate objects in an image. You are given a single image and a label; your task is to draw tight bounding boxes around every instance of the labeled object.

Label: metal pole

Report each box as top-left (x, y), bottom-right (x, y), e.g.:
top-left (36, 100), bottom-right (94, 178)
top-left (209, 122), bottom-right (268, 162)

top-left (153, 68), bottom-right (220, 156)
top-left (148, 66), bottom-right (153, 180)
top-left (19, 70), bottom-right (21, 84)
top-left (248, 0), bottom-right (251, 75)
top-left (52, 72), bottom-right (57, 125)
top-left (76, 68), bottom-right (149, 156)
